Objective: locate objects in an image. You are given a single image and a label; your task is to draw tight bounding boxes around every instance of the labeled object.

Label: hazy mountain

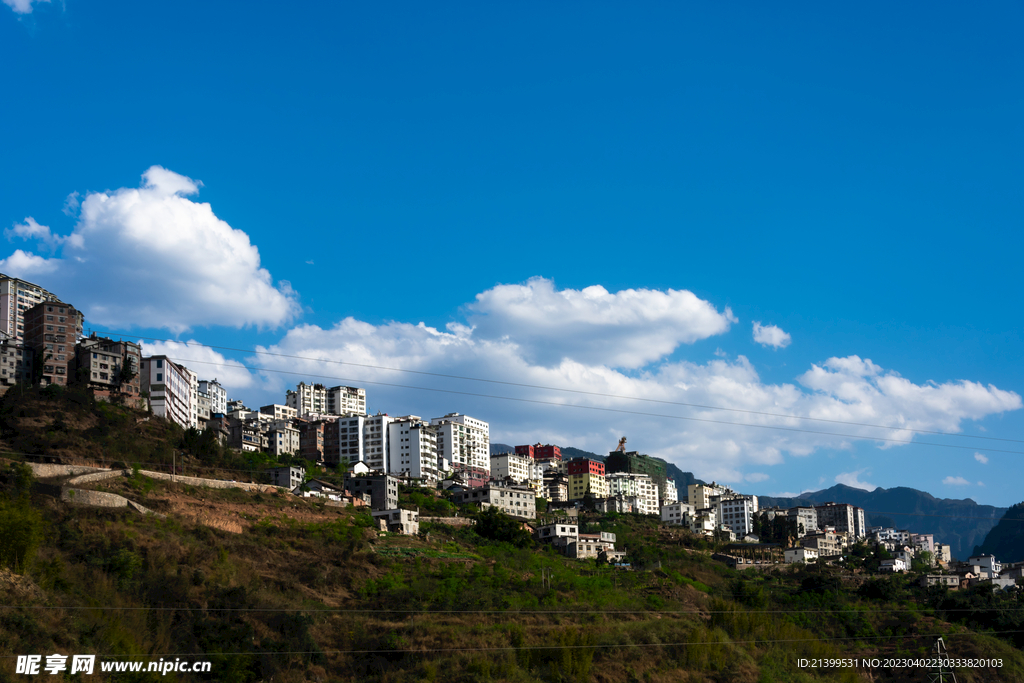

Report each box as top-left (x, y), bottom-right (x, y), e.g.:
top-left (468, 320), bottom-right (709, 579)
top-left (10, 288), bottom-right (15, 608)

top-left (973, 502), bottom-right (1024, 562)
top-left (490, 443), bottom-right (515, 454)
top-left (760, 484), bottom-right (1007, 560)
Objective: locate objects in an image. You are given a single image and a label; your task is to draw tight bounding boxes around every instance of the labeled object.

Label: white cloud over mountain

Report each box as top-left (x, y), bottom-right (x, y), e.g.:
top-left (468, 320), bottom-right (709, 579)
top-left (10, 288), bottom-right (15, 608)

top-left (465, 277), bottom-right (736, 368)
top-left (834, 470), bottom-right (877, 491)
top-left (942, 476), bottom-right (971, 486)
top-left (752, 322), bottom-right (791, 349)
top-left (0, 166), bottom-right (300, 333)
top-left (240, 291), bottom-right (1020, 484)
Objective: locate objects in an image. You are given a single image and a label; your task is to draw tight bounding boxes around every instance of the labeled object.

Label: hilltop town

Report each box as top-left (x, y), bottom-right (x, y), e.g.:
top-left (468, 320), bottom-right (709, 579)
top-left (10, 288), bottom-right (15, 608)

top-left (3, 272), bottom-right (1019, 595)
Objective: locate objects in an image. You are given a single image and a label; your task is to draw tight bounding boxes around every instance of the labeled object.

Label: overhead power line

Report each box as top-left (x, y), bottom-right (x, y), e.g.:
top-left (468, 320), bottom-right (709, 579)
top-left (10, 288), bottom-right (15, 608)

top-left (158, 355), bottom-right (1024, 456)
top-left (95, 330), bottom-right (1022, 445)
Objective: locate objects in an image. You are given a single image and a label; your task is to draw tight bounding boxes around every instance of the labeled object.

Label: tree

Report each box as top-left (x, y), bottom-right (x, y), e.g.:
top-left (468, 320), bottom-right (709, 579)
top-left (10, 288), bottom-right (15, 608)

top-left (474, 507), bottom-right (533, 548)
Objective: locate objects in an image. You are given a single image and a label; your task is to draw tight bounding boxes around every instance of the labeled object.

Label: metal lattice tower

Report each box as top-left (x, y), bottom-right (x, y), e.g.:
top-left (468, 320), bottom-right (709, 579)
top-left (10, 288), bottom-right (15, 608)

top-left (927, 637), bottom-right (958, 683)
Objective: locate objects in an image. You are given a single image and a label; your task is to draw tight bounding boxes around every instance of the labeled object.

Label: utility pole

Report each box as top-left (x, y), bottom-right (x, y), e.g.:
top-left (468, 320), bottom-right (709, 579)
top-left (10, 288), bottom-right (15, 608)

top-left (928, 637), bottom-right (957, 683)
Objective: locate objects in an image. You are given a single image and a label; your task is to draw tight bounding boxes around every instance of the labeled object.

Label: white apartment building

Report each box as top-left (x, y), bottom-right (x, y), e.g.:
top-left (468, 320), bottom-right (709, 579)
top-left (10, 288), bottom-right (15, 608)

top-left (784, 547), bottom-right (819, 564)
top-left (141, 356), bottom-right (194, 430)
top-left (688, 482), bottom-right (732, 509)
top-left (0, 275), bottom-right (62, 342)
top-left (718, 495), bottom-right (759, 537)
top-left (331, 414), bottom-right (366, 466)
top-left (286, 382), bottom-right (328, 417)
top-left (187, 368), bottom-right (199, 429)
top-left (362, 413), bottom-right (395, 472)
top-left (198, 379), bottom-right (227, 415)
top-left (606, 472), bottom-right (660, 515)
top-left (388, 417), bottom-right (439, 484)
top-left (490, 451), bottom-right (534, 484)
top-left (454, 484), bottom-right (536, 519)
top-left (260, 404), bottom-right (297, 421)
top-left (431, 413), bottom-right (490, 484)
top-left (287, 382), bottom-right (367, 418)
top-left (662, 479), bottom-right (678, 504)
top-left (661, 501), bottom-right (695, 526)
top-left (327, 385), bottom-right (367, 415)
top-left (788, 507), bottom-right (818, 537)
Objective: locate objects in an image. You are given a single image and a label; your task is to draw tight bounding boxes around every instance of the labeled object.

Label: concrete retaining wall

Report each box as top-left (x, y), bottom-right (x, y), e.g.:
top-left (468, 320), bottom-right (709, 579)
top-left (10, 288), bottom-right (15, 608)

top-left (28, 464), bottom-right (109, 479)
top-left (61, 488), bottom-right (164, 517)
top-left (66, 470), bottom-right (127, 486)
top-left (137, 470), bottom-right (286, 494)
top-left (61, 488), bottom-right (128, 508)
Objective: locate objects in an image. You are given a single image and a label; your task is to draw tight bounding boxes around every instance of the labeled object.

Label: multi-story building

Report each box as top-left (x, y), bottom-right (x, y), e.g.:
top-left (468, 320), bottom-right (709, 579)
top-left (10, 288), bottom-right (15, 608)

top-left (140, 355), bottom-right (194, 429)
top-left (514, 443), bottom-right (563, 464)
top-left (324, 414), bottom-right (365, 466)
top-left (344, 471), bottom-right (400, 511)
top-left (567, 458), bottom-right (608, 501)
top-left (260, 404), bottom-right (297, 421)
top-left (73, 334), bottom-right (144, 407)
top-left (690, 482), bottom-right (737, 510)
top-left (788, 506), bottom-right (818, 537)
top-left (198, 379), bottom-right (227, 416)
top-left (268, 426), bottom-right (300, 457)
top-left (718, 495), bottom-right (759, 537)
top-left (228, 421), bottom-right (265, 452)
top-left (286, 382), bottom-right (329, 417)
top-left (432, 413), bottom-right (490, 487)
top-left (0, 275), bottom-right (63, 342)
top-left (661, 501), bottom-right (695, 526)
top-left (326, 385), bottom-right (367, 416)
top-left (266, 466), bottom-right (305, 489)
top-left (815, 502), bottom-right (866, 539)
top-left (606, 449), bottom-right (668, 500)
top-left (802, 530), bottom-right (842, 557)
top-left (490, 451), bottom-right (535, 484)
top-left (663, 478), bottom-right (678, 504)
top-left (543, 472), bottom-right (568, 502)
top-left (23, 302), bottom-right (83, 387)
top-left (388, 417), bottom-right (439, 484)
top-left (0, 338), bottom-right (32, 390)
top-left (454, 483), bottom-right (536, 520)
top-left (297, 421), bottom-right (325, 463)
top-left (606, 472), bottom-right (659, 515)
top-left (362, 413), bottom-right (395, 472)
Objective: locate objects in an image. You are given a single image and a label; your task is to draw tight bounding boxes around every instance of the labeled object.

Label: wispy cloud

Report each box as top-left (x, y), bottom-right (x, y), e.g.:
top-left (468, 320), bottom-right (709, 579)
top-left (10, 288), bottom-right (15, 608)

top-left (835, 469), bottom-right (876, 491)
top-left (974, 453), bottom-right (988, 464)
top-left (943, 476), bottom-right (971, 486)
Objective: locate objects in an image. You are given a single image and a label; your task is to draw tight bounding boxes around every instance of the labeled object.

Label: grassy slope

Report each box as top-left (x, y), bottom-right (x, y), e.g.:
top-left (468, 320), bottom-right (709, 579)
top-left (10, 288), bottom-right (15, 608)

top-left (0, 389), bottom-right (1022, 682)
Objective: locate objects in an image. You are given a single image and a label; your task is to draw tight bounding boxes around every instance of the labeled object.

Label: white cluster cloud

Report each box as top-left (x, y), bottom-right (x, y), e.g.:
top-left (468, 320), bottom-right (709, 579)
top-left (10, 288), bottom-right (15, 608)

top-left (752, 322), bottom-right (791, 349)
top-left (247, 286), bottom-right (1021, 484)
top-left (3, 0), bottom-right (48, 14)
top-left (0, 166), bottom-right (300, 333)
top-left (943, 476), bottom-right (971, 486)
top-left (465, 277), bottom-right (736, 368)
top-left (140, 340), bottom-right (257, 390)
top-left (974, 453), bottom-right (989, 464)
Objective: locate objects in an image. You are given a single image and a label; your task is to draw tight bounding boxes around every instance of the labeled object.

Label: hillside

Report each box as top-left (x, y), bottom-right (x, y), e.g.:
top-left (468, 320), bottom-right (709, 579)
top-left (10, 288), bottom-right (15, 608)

top-left (974, 502), bottom-right (1024, 562)
top-left (760, 484), bottom-right (1006, 560)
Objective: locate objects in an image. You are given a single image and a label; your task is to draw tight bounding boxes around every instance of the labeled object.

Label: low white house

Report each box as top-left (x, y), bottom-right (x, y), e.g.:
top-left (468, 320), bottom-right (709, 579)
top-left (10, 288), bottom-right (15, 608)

top-left (372, 508), bottom-right (419, 535)
top-left (784, 547), bottom-right (819, 564)
top-left (880, 558), bottom-right (908, 573)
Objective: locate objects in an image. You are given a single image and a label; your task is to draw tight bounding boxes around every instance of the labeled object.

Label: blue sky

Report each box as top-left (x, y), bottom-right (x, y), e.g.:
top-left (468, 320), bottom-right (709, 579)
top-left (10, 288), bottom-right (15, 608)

top-left (3, 1), bottom-right (1023, 506)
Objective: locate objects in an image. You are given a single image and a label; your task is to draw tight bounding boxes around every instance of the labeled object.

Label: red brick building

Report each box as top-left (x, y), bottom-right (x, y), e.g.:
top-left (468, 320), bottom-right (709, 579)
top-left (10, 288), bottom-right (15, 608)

top-left (23, 302), bottom-right (83, 387)
top-left (568, 458), bottom-right (604, 476)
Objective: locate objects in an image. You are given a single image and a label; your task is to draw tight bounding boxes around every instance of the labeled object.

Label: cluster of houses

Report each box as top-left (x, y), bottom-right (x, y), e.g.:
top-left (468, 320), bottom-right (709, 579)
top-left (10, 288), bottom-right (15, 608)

top-left (5, 275), bottom-right (1012, 579)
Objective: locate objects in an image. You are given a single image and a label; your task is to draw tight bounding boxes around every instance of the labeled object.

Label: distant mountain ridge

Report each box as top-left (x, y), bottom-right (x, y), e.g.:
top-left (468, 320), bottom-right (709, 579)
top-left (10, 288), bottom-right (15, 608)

top-left (973, 502), bottom-right (1024, 562)
top-left (760, 484), bottom-right (1007, 560)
